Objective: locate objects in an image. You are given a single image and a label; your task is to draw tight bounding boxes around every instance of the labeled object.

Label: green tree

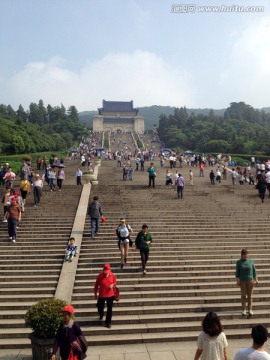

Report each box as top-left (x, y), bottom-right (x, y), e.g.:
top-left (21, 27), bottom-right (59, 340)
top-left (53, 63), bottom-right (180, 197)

top-left (16, 104), bottom-right (28, 124)
top-left (67, 105), bottom-right (79, 122)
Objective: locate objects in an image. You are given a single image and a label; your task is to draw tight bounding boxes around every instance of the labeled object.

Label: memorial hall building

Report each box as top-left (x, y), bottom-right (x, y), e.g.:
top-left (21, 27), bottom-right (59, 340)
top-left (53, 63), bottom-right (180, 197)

top-left (93, 100), bottom-right (144, 134)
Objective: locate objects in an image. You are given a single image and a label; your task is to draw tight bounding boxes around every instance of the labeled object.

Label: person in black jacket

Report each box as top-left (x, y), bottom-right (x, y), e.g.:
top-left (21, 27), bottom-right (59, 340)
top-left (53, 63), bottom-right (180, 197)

top-left (135, 224), bottom-right (153, 275)
top-left (52, 305), bottom-right (87, 360)
top-left (256, 173), bottom-right (267, 203)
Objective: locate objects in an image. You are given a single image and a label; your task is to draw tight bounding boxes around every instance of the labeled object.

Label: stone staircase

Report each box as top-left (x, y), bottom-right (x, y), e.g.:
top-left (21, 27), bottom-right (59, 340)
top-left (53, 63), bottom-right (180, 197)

top-left (71, 159), bottom-right (270, 345)
top-left (1, 151), bottom-right (270, 350)
top-left (0, 161), bottom-right (83, 349)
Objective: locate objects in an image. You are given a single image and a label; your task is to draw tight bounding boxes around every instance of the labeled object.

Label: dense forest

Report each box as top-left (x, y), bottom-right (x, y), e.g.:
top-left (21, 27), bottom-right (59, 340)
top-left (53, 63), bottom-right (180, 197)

top-left (158, 102), bottom-right (270, 154)
top-left (0, 100), bottom-right (88, 155)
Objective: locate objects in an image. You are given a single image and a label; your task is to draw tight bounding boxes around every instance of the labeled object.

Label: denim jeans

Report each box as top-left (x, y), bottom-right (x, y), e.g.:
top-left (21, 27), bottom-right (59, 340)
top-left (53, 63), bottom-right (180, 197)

top-left (177, 186), bottom-right (184, 199)
top-left (90, 217), bottom-right (99, 237)
top-left (49, 178), bottom-right (55, 190)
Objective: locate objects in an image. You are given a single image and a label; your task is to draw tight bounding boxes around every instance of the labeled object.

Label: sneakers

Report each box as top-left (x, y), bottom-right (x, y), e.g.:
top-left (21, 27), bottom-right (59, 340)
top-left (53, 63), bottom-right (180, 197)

top-left (249, 310), bottom-right (254, 316)
top-left (105, 323), bottom-right (111, 329)
top-left (241, 310), bottom-right (247, 315)
top-left (12, 239), bottom-right (16, 243)
top-left (9, 237), bottom-right (13, 240)
top-left (3, 220), bottom-right (7, 223)
top-left (143, 270), bottom-right (147, 275)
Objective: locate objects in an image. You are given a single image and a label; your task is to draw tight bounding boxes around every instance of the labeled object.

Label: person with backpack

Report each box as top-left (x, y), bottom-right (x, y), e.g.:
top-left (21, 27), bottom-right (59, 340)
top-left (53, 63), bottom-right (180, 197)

top-left (20, 161), bottom-right (30, 181)
top-left (116, 218), bottom-right (133, 269)
top-left (19, 176), bottom-right (30, 207)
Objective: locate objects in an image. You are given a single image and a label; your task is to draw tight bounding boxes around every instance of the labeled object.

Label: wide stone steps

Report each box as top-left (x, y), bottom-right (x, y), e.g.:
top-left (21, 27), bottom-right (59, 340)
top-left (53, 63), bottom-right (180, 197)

top-left (72, 280), bottom-right (270, 292)
top-left (74, 275), bottom-right (270, 284)
top-left (0, 161), bottom-right (83, 349)
top-left (69, 159), bottom-right (270, 346)
top-left (0, 317), bottom-right (264, 340)
top-left (1, 153), bottom-right (269, 349)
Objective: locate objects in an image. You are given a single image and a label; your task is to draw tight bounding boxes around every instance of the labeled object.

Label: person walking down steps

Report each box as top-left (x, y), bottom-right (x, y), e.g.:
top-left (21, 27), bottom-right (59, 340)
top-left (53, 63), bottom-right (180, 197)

top-left (134, 224), bottom-right (153, 275)
top-left (94, 263), bottom-right (117, 329)
top-left (116, 218), bottom-right (133, 269)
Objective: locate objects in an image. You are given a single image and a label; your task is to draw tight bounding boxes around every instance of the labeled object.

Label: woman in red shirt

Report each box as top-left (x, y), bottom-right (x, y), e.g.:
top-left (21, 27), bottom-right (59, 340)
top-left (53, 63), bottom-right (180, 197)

top-left (94, 264), bottom-right (116, 328)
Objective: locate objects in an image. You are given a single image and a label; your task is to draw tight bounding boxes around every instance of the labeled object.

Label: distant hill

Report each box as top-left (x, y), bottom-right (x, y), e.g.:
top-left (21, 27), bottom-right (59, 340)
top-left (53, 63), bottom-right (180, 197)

top-left (78, 105), bottom-right (226, 130)
top-left (78, 111), bottom-right (98, 127)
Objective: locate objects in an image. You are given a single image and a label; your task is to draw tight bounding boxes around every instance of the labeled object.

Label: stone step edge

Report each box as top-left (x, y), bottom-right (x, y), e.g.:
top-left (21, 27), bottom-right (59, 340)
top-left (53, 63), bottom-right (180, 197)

top-left (0, 328), bottom-right (255, 349)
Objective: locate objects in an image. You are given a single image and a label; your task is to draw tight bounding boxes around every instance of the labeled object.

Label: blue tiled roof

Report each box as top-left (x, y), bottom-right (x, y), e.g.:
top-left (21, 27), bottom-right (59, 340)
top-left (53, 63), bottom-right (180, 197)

top-left (98, 100), bottom-right (138, 115)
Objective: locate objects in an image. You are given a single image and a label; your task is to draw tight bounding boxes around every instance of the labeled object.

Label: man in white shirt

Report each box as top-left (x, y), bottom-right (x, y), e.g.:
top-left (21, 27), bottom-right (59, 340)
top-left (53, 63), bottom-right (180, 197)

top-left (169, 155), bottom-right (174, 169)
top-left (234, 324), bottom-right (270, 360)
top-left (231, 168), bottom-right (237, 186)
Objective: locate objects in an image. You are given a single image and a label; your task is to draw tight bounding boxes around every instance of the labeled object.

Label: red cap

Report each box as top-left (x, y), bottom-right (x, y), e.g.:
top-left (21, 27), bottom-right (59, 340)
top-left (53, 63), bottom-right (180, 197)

top-left (59, 305), bottom-right (75, 314)
top-left (11, 198), bottom-right (17, 203)
top-left (103, 263), bottom-right (111, 274)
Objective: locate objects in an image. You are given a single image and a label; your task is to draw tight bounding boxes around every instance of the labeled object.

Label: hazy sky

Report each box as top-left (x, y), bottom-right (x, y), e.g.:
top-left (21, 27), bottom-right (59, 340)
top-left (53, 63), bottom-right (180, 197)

top-left (0, 0), bottom-right (269, 111)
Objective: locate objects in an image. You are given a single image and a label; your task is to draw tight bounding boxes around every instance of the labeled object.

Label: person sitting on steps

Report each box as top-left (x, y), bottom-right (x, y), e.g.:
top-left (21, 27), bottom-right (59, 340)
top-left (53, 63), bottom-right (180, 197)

top-left (64, 237), bottom-right (79, 262)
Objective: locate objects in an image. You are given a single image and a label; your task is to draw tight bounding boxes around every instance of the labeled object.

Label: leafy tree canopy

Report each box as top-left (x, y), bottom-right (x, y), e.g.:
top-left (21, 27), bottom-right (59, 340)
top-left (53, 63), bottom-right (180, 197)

top-left (0, 100), bottom-right (88, 155)
top-left (158, 102), bottom-right (270, 154)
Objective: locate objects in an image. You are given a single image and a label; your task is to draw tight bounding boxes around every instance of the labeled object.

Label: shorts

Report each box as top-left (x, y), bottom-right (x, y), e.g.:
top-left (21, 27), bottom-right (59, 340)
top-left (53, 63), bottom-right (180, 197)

top-left (21, 190), bottom-right (28, 199)
top-left (120, 238), bottom-right (129, 244)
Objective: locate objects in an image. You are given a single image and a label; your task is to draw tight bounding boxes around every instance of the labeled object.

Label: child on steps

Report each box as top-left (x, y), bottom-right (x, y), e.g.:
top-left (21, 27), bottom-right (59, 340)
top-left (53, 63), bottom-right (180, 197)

top-left (64, 237), bottom-right (79, 262)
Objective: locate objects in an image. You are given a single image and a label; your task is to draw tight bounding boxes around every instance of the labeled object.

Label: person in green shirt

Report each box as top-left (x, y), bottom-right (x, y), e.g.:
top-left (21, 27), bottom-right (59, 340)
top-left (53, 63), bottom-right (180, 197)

top-left (236, 248), bottom-right (259, 316)
top-left (147, 163), bottom-right (156, 188)
top-left (134, 224), bottom-right (152, 274)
